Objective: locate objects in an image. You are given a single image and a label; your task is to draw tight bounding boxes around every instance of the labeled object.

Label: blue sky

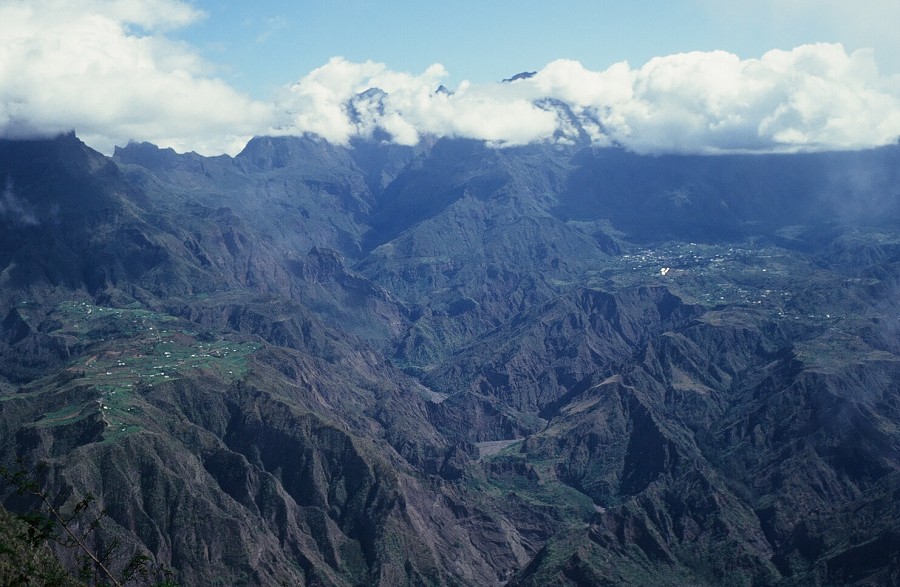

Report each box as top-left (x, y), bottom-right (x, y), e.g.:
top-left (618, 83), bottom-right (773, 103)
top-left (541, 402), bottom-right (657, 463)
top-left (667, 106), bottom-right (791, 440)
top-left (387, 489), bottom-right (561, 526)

top-left (180, 1), bottom-right (715, 98)
top-left (1, 0), bottom-right (899, 155)
top-left (177, 0), bottom-right (899, 99)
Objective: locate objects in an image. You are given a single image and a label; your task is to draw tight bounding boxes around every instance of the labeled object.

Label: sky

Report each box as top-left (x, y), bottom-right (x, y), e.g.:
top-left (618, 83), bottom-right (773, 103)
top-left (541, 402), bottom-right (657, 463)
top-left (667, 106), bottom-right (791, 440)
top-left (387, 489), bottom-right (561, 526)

top-left (1, 0), bottom-right (899, 156)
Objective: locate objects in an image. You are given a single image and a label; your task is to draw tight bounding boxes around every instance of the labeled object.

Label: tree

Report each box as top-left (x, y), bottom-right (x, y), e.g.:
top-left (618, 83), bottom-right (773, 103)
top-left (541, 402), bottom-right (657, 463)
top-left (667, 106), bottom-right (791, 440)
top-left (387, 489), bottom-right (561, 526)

top-left (1, 460), bottom-right (175, 586)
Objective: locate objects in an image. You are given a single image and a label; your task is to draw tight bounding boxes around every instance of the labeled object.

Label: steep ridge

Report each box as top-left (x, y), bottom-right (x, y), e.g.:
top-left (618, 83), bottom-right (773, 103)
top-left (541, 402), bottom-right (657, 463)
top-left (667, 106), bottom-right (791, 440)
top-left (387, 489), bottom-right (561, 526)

top-left (504, 290), bottom-right (900, 584)
top-left (1, 133), bottom-right (899, 585)
top-left (557, 145), bottom-right (900, 242)
top-left (0, 135), bottom-right (559, 585)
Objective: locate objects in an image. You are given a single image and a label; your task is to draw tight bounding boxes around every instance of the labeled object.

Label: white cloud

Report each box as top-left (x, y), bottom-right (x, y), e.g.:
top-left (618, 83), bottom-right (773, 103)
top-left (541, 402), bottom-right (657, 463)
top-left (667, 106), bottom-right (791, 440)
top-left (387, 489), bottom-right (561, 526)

top-left (1, 1), bottom-right (898, 156)
top-left (699, 0), bottom-right (900, 74)
top-left (273, 58), bottom-right (559, 146)
top-left (79, 0), bottom-right (204, 31)
top-left (0, 0), bottom-right (273, 155)
top-left (273, 44), bottom-right (900, 154)
top-left (612, 43), bottom-right (900, 153)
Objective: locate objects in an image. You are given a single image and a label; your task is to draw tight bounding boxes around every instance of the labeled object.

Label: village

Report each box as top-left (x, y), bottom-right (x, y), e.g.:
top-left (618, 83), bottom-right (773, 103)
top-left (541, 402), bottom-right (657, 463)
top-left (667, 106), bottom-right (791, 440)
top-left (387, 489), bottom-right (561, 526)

top-left (34, 301), bottom-right (259, 439)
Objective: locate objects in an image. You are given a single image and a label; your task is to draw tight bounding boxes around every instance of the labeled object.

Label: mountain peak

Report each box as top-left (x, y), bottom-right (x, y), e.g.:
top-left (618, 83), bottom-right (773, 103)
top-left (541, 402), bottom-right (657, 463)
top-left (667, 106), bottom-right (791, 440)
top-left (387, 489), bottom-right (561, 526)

top-left (502, 71), bottom-right (537, 83)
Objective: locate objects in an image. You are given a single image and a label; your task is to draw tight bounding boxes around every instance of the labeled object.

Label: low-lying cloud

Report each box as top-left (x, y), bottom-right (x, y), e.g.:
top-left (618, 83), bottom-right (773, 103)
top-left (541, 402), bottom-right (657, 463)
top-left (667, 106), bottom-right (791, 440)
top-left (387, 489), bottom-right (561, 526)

top-left (1, 0), bottom-right (899, 155)
top-left (0, 178), bottom-right (40, 226)
top-left (274, 46), bottom-right (900, 154)
top-left (0, 0), bottom-right (272, 155)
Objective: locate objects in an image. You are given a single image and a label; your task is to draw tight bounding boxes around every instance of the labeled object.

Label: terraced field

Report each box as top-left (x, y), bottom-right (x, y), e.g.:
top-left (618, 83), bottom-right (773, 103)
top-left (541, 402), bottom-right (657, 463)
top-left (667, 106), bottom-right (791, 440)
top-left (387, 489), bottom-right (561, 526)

top-left (26, 301), bottom-right (260, 439)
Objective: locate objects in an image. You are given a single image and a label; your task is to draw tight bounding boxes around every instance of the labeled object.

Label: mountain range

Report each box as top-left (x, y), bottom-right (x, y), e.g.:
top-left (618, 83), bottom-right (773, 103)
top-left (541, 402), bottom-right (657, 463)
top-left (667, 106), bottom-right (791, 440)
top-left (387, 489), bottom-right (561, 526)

top-left (1, 130), bottom-right (899, 585)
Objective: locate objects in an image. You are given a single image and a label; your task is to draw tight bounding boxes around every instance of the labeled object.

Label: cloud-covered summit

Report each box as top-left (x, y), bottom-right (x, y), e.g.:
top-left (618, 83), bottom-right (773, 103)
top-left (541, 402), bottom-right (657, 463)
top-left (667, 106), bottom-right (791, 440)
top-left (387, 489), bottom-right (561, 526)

top-left (1, 0), bottom-right (899, 155)
top-left (274, 46), bottom-right (900, 154)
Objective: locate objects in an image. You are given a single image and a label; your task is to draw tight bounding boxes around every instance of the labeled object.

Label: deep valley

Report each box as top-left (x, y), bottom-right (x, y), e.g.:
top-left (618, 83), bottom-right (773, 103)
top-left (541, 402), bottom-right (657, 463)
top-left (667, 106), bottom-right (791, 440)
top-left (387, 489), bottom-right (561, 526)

top-left (1, 132), bottom-right (899, 586)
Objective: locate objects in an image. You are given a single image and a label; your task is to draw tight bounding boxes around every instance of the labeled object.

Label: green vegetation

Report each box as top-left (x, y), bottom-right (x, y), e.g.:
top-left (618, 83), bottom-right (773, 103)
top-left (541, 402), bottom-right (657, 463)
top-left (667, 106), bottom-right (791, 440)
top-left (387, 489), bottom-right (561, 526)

top-left (794, 325), bottom-right (896, 368)
top-left (27, 302), bottom-right (259, 439)
top-left (4, 133), bottom-right (900, 585)
top-left (588, 240), bottom-right (817, 310)
top-left (473, 451), bottom-right (597, 526)
top-left (0, 505), bottom-right (83, 586)
top-left (1, 461), bottom-right (176, 586)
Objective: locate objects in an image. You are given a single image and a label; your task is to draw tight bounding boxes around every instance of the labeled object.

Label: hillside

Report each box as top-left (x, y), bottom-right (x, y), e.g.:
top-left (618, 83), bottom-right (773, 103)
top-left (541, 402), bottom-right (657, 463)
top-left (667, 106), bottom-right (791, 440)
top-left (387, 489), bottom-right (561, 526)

top-left (1, 132), bottom-right (899, 585)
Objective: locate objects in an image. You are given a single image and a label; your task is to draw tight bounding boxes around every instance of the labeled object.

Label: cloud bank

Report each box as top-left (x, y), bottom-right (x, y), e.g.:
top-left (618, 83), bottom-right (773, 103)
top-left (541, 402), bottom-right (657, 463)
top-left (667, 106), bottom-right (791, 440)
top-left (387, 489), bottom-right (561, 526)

top-left (275, 46), bottom-right (900, 154)
top-left (1, 0), bottom-right (899, 155)
top-left (0, 0), bottom-right (272, 155)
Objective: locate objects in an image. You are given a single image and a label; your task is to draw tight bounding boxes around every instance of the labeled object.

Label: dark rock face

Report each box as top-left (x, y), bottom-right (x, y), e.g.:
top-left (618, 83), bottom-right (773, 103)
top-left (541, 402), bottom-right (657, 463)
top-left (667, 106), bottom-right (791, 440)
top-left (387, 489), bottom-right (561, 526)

top-left (1, 132), bottom-right (899, 585)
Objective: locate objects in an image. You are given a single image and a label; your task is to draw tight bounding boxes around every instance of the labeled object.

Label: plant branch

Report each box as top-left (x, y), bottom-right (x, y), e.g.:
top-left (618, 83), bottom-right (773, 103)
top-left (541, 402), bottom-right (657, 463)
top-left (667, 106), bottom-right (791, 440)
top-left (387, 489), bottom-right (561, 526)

top-left (28, 487), bottom-right (123, 587)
